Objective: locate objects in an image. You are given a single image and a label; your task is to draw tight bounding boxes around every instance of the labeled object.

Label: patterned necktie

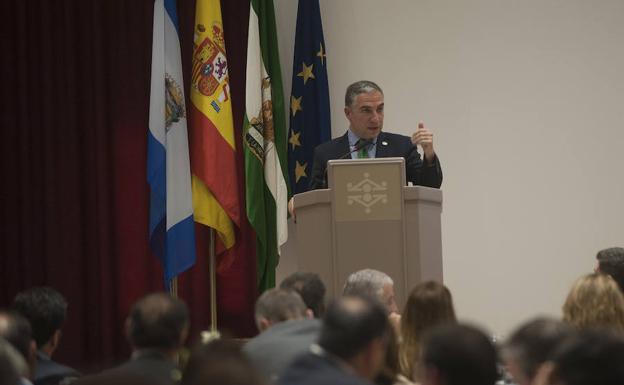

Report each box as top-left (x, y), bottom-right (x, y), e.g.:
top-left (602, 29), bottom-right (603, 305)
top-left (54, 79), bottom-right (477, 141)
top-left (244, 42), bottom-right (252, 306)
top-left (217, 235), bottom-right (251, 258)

top-left (356, 139), bottom-right (369, 159)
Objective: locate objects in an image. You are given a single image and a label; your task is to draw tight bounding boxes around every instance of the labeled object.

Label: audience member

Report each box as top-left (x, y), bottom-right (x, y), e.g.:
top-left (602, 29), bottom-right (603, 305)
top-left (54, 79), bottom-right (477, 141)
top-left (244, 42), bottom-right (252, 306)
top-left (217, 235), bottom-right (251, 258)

top-left (562, 273), bottom-right (624, 333)
top-left (375, 328), bottom-right (414, 385)
top-left (244, 289), bottom-right (321, 383)
top-left (12, 287), bottom-right (79, 385)
top-left (183, 339), bottom-right (264, 385)
top-left (279, 296), bottom-right (390, 385)
top-left (420, 323), bottom-right (498, 385)
top-left (0, 337), bottom-right (29, 385)
top-left (74, 293), bottom-right (189, 385)
top-left (399, 281), bottom-right (456, 382)
top-left (503, 317), bottom-right (574, 385)
top-left (343, 269), bottom-right (400, 334)
top-left (0, 310), bottom-right (37, 381)
top-left (548, 329), bottom-right (624, 385)
top-left (280, 272), bottom-right (326, 318)
top-left (596, 247), bottom-right (624, 292)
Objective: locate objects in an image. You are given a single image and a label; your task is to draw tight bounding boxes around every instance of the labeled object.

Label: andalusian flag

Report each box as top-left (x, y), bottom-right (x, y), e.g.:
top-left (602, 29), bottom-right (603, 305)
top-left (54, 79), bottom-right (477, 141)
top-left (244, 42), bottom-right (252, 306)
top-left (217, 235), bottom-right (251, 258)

top-left (244, 0), bottom-right (290, 291)
top-left (189, 0), bottom-right (240, 251)
top-left (148, 0), bottom-right (196, 287)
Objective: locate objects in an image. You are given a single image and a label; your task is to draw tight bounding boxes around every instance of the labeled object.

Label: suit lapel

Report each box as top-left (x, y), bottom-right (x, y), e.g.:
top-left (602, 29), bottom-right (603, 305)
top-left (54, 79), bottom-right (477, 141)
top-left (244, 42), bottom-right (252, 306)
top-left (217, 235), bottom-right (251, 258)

top-left (336, 132), bottom-right (350, 157)
top-left (375, 132), bottom-right (389, 158)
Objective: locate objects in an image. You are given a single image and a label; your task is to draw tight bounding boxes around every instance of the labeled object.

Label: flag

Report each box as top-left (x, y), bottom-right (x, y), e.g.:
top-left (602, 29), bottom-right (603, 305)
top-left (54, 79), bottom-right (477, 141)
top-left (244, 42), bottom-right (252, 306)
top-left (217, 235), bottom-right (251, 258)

top-left (189, 0), bottom-right (240, 256)
top-left (288, 0), bottom-right (331, 194)
top-left (147, 0), bottom-right (196, 287)
top-left (244, 0), bottom-right (290, 291)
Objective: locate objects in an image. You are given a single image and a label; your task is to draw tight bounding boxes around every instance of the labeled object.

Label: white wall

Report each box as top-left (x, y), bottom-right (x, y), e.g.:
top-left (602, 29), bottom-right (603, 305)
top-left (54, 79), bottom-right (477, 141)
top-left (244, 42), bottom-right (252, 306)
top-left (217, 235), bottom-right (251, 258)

top-left (274, 0), bottom-right (624, 338)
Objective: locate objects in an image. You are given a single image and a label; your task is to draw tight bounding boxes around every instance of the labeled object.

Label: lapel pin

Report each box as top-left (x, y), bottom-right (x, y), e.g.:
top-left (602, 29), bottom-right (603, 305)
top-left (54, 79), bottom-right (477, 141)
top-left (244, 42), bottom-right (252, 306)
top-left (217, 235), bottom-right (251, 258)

top-left (381, 141), bottom-right (388, 146)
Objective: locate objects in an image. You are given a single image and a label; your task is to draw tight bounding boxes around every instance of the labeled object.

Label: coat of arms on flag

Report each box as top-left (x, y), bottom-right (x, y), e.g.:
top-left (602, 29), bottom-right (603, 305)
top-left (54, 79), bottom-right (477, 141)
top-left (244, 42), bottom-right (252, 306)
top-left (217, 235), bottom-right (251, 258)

top-left (192, 22), bottom-right (230, 112)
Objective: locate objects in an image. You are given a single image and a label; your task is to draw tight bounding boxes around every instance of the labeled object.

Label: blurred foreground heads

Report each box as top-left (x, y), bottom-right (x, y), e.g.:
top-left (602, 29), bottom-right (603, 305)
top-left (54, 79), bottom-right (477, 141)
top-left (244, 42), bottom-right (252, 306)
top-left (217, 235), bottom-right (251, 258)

top-left (279, 295), bottom-right (390, 385)
top-left (183, 339), bottom-right (264, 385)
top-left (420, 324), bottom-right (498, 385)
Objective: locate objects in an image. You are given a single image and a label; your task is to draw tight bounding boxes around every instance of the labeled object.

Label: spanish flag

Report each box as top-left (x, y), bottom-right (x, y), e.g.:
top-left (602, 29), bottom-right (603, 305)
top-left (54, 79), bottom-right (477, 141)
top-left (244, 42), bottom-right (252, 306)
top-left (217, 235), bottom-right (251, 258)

top-left (189, 0), bottom-right (239, 250)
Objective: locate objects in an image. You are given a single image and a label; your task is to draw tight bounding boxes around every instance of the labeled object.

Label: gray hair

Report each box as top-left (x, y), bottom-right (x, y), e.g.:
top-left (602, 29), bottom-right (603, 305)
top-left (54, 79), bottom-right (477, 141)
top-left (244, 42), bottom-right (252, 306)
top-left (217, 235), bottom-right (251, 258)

top-left (255, 289), bottom-right (307, 328)
top-left (344, 80), bottom-right (383, 108)
top-left (342, 269), bottom-right (393, 303)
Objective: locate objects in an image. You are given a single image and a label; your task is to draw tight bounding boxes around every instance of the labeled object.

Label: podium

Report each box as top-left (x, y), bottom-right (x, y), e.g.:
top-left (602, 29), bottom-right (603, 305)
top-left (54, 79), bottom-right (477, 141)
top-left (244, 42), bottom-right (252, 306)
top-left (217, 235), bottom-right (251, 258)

top-left (285, 157), bottom-right (443, 307)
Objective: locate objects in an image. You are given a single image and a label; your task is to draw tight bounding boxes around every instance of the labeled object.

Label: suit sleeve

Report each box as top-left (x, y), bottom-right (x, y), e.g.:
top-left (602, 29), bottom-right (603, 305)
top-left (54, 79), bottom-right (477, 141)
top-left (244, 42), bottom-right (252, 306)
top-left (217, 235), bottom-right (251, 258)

top-left (404, 142), bottom-right (443, 188)
top-left (308, 147), bottom-right (327, 190)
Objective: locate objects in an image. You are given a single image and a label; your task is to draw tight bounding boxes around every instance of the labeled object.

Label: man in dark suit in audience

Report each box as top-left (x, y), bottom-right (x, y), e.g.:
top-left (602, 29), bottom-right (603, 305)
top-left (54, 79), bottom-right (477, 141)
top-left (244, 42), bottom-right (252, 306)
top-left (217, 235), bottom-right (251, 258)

top-left (503, 317), bottom-right (574, 385)
top-left (308, 80), bottom-right (442, 190)
top-left (278, 295), bottom-right (390, 385)
top-left (244, 289), bottom-right (321, 383)
top-left (549, 329), bottom-right (624, 385)
top-left (343, 269), bottom-right (401, 335)
top-left (13, 287), bottom-right (80, 385)
top-left (280, 272), bottom-right (326, 318)
top-left (74, 293), bottom-right (189, 385)
top-left (420, 324), bottom-right (498, 385)
top-left (596, 247), bottom-right (624, 292)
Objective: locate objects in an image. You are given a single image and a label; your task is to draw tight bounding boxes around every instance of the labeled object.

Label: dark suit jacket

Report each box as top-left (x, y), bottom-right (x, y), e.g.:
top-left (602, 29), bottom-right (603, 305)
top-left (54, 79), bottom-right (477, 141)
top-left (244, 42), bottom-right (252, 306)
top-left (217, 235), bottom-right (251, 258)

top-left (243, 318), bottom-right (321, 382)
top-left (309, 131), bottom-right (443, 190)
top-left (34, 351), bottom-right (80, 385)
top-left (278, 351), bottom-right (372, 385)
top-left (73, 351), bottom-right (180, 385)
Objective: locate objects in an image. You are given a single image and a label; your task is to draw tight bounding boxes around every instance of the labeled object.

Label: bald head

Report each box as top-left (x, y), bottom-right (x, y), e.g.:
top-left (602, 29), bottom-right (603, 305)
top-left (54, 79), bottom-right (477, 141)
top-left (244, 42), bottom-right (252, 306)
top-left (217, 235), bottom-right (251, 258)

top-left (126, 293), bottom-right (189, 352)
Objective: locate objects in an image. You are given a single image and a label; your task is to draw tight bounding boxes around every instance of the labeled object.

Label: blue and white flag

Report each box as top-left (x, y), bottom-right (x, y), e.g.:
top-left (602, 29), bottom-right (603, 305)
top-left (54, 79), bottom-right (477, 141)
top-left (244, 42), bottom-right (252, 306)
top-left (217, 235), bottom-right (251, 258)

top-left (147, 0), bottom-right (196, 288)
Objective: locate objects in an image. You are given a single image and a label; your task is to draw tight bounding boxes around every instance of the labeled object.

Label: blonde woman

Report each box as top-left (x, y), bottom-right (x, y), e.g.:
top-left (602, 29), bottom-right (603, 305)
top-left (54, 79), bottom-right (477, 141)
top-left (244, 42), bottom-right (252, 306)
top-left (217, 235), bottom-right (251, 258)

top-left (398, 281), bottom-right (456, 382)
top-left (563, 273), bottom-right (624, 333)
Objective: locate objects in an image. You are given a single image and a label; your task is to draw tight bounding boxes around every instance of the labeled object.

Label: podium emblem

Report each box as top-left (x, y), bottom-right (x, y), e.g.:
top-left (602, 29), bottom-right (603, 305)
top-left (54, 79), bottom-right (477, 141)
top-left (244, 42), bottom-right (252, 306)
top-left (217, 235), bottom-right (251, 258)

top-left (346, 173), bottom-right (388, 214)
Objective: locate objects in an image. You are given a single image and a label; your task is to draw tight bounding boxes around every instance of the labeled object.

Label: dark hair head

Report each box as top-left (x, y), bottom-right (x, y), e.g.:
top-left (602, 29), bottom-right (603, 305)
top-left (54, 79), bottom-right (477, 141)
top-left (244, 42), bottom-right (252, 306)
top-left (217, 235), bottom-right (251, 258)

top-left (504, 317), bottom-right (574, 381)
top-left (597, 247), bottom-right (624, 292)
top-left (0, 311), bottom-right (32, 363)
top-left (345, 81), bottom-right (383, 108)
top-left (127, 293), bottom-right (189, 351)
top-left (319, 296), bottom-right (389, 360)
top-left (280, 272), bottom-right (326, 317)
top-left (550, 329), bottom-right (624, 385)
top-left (254, 289), bottom-right (307, 327)
top-left (12, 286), bottom-right (68, 348)
top-left (422, 323), bottom-right (498, 385)
top-left (182, 339), bottom-right (264, 385)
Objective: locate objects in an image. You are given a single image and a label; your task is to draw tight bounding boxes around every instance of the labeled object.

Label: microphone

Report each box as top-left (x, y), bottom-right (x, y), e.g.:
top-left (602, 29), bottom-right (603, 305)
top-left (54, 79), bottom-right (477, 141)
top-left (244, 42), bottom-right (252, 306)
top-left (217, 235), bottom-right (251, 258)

top-left (321, 138), bottom-right (374, 188)
top-left (338, 138), bottom-right (374, 159)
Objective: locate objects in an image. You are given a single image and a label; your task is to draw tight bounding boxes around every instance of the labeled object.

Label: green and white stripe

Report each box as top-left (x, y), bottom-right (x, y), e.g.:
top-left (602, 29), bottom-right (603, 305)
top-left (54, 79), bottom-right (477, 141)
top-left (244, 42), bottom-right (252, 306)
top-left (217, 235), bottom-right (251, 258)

top-left (243, 0), bottom-right (290, 292)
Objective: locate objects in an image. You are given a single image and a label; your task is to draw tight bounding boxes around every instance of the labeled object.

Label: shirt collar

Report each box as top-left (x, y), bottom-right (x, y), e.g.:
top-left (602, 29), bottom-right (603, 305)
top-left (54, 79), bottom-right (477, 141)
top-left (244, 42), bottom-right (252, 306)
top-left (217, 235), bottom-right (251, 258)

top-left (347, 128), bottom-right (378, 147)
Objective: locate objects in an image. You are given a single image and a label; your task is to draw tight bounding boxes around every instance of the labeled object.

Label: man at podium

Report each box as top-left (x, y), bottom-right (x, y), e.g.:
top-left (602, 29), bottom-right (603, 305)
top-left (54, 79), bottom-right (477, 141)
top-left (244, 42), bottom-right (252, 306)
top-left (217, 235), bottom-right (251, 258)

top-left (309, 80), bottom-right (443, 190)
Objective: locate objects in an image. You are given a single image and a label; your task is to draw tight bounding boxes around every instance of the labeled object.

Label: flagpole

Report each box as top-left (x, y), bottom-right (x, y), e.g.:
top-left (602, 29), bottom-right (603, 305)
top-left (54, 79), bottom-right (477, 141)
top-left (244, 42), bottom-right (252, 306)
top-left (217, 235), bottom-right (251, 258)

top-left (209, 228), bottom-right (218, 332)
top-left (169, 277), bottom-right (178, 298)
top-left (200, 228), bottom-right (220, 343)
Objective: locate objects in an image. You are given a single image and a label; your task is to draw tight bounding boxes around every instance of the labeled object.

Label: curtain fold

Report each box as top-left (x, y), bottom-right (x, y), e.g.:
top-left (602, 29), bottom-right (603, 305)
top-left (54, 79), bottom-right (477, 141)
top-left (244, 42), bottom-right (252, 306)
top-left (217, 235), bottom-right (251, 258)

top-left (0, 0), bottom-right (255, 371)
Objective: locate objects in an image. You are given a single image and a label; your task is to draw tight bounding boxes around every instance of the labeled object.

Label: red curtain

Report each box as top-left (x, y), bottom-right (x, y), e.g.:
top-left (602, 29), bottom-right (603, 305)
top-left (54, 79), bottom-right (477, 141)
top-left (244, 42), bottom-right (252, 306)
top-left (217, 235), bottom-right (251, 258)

top-left (0, 0), bottom-right (256, 371)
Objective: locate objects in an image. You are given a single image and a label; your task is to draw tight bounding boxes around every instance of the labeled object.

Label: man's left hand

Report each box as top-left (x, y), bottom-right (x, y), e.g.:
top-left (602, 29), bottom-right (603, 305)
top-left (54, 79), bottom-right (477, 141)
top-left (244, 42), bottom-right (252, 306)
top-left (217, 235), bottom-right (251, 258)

top-left (411, 121), bottom-right (436, 162)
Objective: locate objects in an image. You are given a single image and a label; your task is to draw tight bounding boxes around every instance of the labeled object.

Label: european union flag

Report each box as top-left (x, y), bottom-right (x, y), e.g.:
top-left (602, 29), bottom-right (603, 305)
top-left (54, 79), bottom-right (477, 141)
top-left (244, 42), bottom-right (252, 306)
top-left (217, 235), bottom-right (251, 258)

top-left (287, 0), bottom-right (331, 194)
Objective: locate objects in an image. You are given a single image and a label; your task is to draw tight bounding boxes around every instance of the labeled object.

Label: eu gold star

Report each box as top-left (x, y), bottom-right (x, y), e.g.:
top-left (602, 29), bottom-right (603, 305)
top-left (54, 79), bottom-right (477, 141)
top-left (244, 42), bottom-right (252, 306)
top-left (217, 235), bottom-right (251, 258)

top-left (295, 161), bottom-right (308, 183)
top-left (291, 95), bottom-right (303, 117)
top-left (289, 130), bottom-right (302, 151)
top-left (297, 62), bottom-right (315, 85)
top-left (317, 43), bottom-right (326, 66)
